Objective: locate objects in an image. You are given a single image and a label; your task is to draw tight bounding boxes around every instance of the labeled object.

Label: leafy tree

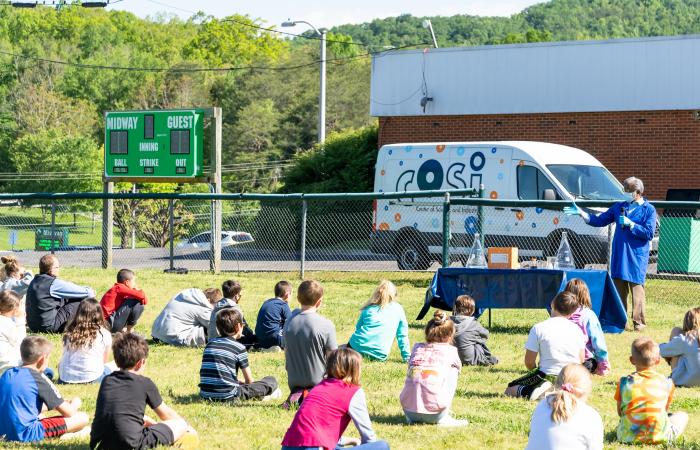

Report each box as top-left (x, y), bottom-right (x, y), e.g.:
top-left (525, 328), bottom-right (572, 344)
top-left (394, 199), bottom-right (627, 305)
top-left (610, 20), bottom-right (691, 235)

top-left (283, 125), bottom-right (378, 193)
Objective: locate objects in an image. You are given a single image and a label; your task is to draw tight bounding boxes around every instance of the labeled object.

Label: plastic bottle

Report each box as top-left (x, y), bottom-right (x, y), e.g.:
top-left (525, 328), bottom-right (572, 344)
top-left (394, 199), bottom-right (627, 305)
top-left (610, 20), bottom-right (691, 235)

top-left (553, 231), bottom-right (575, 269)
top-left (466, 233), bottom-right (488, 268)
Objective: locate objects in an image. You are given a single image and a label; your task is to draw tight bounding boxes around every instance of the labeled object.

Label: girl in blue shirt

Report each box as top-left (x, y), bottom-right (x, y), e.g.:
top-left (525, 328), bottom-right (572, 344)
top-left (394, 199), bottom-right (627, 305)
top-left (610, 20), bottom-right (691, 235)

top-left (348, 280), bottom-right (410, 362)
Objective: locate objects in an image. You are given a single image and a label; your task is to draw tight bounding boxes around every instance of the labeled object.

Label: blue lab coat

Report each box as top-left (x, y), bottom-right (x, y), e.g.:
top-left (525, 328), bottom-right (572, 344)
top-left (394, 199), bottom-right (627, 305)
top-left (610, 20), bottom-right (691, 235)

top-left (587, 200), bottom-right (657, 285)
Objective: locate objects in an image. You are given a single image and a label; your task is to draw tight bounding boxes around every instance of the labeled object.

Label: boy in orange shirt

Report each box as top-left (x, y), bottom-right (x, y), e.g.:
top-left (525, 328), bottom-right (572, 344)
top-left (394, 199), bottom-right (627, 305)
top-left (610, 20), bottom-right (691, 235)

top-left (100, 269), bottom-right (147, 333)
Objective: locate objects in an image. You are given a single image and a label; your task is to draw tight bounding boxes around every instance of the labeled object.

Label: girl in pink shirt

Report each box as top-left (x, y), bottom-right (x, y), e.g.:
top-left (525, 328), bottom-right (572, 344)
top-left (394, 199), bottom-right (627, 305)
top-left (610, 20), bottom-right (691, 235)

top-left (281, 348), bottom-right (389, 450)
top-left (400, 310), bottom-right (466, 427)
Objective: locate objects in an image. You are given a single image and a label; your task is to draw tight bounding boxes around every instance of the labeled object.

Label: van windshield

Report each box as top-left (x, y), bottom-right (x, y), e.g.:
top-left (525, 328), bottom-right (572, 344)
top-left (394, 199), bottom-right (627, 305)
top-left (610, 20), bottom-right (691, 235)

top-left (547, 165), bottom-right (625, 200)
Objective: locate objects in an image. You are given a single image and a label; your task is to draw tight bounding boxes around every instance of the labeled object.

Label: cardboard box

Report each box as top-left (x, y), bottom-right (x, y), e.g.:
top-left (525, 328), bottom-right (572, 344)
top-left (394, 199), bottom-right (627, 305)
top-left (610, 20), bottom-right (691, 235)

top-left (488, 247), bottom-right (519, 269)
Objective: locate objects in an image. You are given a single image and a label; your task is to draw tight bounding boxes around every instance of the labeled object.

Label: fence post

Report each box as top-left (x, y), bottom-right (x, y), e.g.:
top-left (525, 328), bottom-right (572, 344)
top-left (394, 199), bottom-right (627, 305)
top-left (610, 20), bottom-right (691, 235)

top-left (442, 192), bottom-right (451, 268)
top-left (50, 202), bottom-right (56, 254)
top-left (101, 181), bottom-right (113, 269)
top-left (478, 183), bottom-right (485, 246)
top-left (169, 199), bottom-right (175, 272)
top-left (300, 198), bottom-right (308, 279)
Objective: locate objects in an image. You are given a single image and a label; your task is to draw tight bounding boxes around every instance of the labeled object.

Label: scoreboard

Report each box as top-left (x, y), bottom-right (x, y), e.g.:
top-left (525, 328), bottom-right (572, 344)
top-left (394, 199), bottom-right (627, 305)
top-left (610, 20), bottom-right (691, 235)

top-left (104, 109), bottom-right (205, 180)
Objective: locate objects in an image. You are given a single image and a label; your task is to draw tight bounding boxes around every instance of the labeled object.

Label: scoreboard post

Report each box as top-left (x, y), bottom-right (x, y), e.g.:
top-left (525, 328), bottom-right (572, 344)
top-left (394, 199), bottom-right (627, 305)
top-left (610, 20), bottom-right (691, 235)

top-left (102, 108), bottom-right (222, 273)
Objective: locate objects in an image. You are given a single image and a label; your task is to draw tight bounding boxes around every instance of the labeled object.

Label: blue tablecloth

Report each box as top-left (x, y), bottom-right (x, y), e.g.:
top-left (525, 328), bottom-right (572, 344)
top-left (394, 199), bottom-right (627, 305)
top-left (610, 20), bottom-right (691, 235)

top-left (420, 268), bottom-right (627, 333)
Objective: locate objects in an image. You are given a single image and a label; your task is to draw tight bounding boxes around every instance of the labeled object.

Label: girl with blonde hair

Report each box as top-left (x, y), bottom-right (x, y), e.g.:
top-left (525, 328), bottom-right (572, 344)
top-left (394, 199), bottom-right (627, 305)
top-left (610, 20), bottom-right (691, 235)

top-left (660, 307), bottom-right (700, 387)
top-left (348, 280), bottom-right (410, 361)
top-left (400, 310), bottom-right (466, 427)
top-left (526, 363), bottom-right (604, 450)
top-left (565, 278), bottom-right (610, 375)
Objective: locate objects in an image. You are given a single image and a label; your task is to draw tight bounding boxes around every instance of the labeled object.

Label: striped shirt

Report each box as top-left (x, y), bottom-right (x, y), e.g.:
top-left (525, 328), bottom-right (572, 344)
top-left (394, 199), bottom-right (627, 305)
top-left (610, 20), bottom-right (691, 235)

top-left (199, 336), bottom-right (248, 401)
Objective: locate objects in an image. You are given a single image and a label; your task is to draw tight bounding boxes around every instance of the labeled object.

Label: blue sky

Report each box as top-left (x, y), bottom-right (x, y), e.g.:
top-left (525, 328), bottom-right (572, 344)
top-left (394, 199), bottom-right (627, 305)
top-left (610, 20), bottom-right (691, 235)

top-left (108, 0), bottom-right (545, 29)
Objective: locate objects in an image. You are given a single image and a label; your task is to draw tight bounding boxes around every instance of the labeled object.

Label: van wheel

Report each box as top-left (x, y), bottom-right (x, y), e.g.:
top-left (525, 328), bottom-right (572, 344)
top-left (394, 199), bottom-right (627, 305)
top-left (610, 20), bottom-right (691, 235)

top-left (396, 239), bottom-right (431, 271)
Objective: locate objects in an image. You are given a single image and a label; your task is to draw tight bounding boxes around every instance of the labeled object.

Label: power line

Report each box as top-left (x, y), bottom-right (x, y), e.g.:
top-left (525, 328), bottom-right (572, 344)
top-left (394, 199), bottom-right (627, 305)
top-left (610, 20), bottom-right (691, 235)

top-left (220, 17), bottom-right (369, 48)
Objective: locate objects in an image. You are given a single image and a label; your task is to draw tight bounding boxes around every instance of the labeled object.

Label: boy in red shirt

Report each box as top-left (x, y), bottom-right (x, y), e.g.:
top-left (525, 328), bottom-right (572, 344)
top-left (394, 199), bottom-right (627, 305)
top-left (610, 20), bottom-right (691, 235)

top-left (100, 269), bottom-right (147, 333)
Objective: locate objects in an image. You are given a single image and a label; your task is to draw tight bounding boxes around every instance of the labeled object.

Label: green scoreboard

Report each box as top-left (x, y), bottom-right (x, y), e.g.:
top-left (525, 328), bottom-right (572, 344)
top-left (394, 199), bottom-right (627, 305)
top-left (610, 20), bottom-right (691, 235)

top-left (104, 109), bottom-right (206, 180)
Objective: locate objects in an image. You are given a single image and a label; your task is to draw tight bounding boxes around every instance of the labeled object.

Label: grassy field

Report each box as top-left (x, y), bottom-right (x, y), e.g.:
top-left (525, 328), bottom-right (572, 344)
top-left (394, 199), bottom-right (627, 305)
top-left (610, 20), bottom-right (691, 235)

top-left (1, 269), bottom-right (699, 450)
top-left (0, 207), bottom-right (122, 250)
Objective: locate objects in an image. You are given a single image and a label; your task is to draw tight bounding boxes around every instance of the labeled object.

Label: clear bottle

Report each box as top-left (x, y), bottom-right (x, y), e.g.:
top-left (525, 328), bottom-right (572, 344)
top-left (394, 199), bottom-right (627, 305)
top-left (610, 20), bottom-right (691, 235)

top-left (466, 233), bottom-right (488, 268)
top-left (554, 231), bottom-right (575, 269)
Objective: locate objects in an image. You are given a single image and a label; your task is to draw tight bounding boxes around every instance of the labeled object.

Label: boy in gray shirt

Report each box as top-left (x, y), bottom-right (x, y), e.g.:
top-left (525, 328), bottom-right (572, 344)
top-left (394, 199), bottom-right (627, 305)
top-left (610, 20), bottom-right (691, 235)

top-left (283, 280), bottom-right (337, 396)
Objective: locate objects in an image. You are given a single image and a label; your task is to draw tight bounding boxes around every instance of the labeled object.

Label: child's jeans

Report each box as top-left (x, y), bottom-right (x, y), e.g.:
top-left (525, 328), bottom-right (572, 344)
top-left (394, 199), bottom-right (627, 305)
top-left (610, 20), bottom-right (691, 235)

top-left (282, 441), bottom-right (390, 450)
top-left (402, 366), bottom-right (459, 424)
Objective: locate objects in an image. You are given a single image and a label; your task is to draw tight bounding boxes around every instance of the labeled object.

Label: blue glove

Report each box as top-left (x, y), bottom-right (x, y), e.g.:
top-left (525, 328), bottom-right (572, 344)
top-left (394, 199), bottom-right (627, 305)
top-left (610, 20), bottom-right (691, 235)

top-left (563, 204), bottom-right (582, 216)
top-left (618, 215), bottom-right (635, 228)
top-left (563, 203), bottom-right (590, 222)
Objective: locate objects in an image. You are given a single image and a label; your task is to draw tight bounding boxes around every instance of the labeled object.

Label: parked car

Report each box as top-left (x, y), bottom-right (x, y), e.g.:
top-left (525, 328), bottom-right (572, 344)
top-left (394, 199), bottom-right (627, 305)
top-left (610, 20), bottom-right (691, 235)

top-left (176, 231), bottom-right (254, 250)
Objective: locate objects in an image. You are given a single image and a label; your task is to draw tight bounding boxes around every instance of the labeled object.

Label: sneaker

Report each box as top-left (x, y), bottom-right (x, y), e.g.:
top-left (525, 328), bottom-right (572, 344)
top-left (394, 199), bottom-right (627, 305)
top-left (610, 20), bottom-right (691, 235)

top-left (529, 381), bottom-right (554, 401)
top-left (437, 415), bottom-right (469, 427)
top-left (634, 324), bottom-right (647, 332)
top-left (260, 346), bottom-right (283, 353)
top-left (174, 429), bottom-right (199, 450)
top-left (262, 387), bottom-right (283, 402)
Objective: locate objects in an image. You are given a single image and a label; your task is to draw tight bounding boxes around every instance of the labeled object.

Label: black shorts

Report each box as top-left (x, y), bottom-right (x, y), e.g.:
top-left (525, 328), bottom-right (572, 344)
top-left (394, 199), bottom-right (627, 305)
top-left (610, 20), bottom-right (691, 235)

top-left (137, 423), bottom-right (175, 450)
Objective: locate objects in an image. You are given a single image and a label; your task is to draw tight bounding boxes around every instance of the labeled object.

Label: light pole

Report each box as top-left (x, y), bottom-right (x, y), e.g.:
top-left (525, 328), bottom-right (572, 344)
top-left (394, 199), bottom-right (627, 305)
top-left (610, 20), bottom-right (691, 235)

top-left (282, 20), bottom-right (326, 144)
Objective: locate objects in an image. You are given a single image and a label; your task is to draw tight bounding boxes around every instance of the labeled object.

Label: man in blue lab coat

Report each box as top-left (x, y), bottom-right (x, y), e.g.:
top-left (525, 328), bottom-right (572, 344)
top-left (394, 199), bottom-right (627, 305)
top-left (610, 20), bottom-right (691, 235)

top-left (564, 177), bottom-right (657, 331)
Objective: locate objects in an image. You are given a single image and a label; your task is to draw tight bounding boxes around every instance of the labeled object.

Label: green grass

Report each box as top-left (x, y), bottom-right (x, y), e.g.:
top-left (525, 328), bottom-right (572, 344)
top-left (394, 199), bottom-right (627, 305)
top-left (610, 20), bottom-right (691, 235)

top-left (1, 269), bottom-right (699, 449)
top-left (0, 207), bottom-right (123, 250)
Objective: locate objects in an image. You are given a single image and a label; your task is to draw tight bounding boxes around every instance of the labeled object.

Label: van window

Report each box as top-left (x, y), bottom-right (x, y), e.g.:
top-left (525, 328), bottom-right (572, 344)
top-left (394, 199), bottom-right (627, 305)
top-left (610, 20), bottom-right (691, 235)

top-left (517, 166), bottom-right (557, 200)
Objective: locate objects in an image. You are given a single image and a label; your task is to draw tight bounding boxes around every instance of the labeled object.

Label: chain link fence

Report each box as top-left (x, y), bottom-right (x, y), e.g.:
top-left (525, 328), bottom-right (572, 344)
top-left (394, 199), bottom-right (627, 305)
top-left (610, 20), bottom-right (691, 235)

top-left (0, 194), bottom-right (698, 289)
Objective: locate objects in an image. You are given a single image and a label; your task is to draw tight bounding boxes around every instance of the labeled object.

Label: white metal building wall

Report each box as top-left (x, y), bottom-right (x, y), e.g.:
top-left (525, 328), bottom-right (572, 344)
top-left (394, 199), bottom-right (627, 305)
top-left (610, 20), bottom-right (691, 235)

top-left (370, 35), bottom-right (700, 117)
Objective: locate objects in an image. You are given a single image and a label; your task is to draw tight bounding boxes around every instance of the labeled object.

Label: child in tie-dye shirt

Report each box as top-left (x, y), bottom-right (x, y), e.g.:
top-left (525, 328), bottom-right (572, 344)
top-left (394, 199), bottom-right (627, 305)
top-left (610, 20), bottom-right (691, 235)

top-left (615, 337), bottom-right (688, 444)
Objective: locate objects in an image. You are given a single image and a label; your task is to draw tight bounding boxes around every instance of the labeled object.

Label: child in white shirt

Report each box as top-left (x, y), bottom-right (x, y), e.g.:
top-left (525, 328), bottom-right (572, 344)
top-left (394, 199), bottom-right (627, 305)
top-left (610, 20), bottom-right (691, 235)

top-left (526, 363), bottom-right (604, 450)
top-left (0, 292), bottom-right (25, 375)
top-left (505, 291), bottom-right (586, 400)
top-left (58, 298), bottom-right (115, 384)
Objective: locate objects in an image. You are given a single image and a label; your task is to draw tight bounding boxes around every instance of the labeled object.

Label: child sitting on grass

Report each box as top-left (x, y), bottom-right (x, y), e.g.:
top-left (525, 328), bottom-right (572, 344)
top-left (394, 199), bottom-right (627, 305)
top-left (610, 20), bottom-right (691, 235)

top-left (100, 268), bottom-right (147, 333)
top-left (660, 307), bottom-right (700, 387)
top-left (400, 310), bottom-right (466, 427)
top-left (526, 363), bottom-right (603, 450)
top-left (616, 337), bottom-right (688, 445)
top-left (58, 298), bottom-right (116, 384)
top-left (1, 255), bottom-right (33, 301)
top-left (565, 278), bottom-right (611, 375)
top-left (255, 280), bottom-right (293, 351)
top-left (505, 291), bottom-right (585, 400)
top-left (151, 287), bottom-right (221, 347)
top-left (0, 336), bottom-right (89, 443)
top-left (0, 291), bottom-right (25, 375)
top-left (207, 279), bottom-right (256, 347)
top-left (281, 347), bottom-right (389, 450)
top-left (283, 280), bottom-right (337, 406)
top-left (90, 332), bottom-right (198, 450)
top-left (450, 294), bottom-right (498, 366)
top-left (199, 308), bottom-right (280, 402)
top-left (348, 280), bottom-right (410, 362)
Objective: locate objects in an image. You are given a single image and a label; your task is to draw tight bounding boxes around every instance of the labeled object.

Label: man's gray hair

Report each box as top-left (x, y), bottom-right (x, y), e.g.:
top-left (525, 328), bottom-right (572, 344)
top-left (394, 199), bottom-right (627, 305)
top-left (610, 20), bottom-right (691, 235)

top-left (623, 177), bottom-right (644, 194)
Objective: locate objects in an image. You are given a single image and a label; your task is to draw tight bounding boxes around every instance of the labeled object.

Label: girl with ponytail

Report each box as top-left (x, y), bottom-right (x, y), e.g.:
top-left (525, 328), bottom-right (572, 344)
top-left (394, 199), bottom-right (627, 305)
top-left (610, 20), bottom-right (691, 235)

top-left (0, 255), bottom-right (33, 300)
top-left (399, 310), bottom-right (466, 427)
top-left (526, 363), bottom-right (603, 450)
top-left (348, 280), bottom-right (410, 362)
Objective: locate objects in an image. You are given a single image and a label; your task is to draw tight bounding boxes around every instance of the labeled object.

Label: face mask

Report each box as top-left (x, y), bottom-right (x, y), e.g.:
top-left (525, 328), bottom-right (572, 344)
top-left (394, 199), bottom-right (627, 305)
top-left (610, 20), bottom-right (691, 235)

top-left (624, 192), bottom-right (635, 202)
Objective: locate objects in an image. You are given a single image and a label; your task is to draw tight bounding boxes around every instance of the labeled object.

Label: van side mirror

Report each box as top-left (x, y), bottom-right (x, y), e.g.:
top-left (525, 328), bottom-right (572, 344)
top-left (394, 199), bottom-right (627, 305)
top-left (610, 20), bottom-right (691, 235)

top-left (543, 189), bottom-right (557, 201)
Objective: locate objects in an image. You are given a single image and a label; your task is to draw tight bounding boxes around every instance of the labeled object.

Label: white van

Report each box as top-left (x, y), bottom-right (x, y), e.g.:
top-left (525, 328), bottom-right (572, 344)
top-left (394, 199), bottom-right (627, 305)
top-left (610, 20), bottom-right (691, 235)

top-left (372, 141), bottom-right (628, 270)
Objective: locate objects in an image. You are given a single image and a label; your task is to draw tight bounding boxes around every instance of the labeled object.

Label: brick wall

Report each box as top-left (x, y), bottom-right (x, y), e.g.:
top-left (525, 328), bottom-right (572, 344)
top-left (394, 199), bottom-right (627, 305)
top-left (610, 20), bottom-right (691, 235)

top-left (377, 110), bottom-right (700, 200)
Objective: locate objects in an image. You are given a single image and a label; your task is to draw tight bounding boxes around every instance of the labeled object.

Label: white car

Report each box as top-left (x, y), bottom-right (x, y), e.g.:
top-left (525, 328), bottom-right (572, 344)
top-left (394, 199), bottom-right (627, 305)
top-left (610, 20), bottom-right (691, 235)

top-left (176, 231), bottom-right (254, 250)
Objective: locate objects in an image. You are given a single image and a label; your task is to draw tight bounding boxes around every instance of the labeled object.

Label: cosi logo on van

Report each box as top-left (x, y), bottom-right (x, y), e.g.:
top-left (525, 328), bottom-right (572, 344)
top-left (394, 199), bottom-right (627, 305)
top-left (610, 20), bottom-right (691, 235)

top-left (395, 152), bottom-right (486, 192)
